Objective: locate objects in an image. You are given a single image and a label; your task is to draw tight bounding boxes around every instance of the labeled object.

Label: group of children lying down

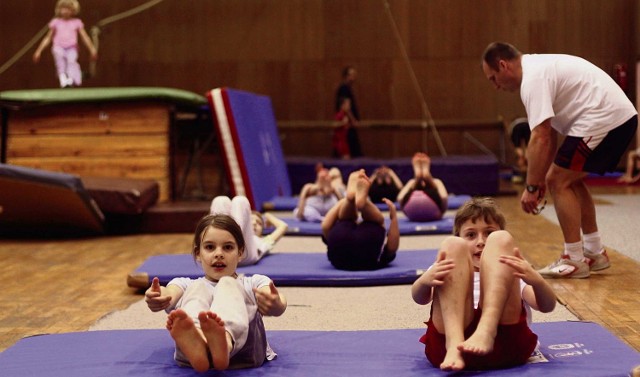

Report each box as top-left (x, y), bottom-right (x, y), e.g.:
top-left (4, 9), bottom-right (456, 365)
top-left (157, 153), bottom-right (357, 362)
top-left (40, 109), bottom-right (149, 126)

top-left (145, 166), bottom-right (558, 372)
top-left (295, 152), bottom-right (449, 224)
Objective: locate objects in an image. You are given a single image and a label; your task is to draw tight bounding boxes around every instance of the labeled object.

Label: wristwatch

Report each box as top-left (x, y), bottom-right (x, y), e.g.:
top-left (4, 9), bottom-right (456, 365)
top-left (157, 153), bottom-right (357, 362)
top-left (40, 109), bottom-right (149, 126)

top-left (526, 184), bottom-right (539, 193)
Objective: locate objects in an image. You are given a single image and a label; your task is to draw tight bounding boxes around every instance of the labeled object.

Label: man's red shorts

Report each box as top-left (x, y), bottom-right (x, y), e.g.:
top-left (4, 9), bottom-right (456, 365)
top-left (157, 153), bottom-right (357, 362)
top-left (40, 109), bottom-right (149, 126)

top-left (419, 306), bottom-right (538, 370)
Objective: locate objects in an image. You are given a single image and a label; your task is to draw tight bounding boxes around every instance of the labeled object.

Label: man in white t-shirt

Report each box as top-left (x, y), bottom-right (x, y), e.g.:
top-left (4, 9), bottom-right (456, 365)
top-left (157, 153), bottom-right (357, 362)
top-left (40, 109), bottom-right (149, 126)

top-left (481, 42), bottom-right (638, 278)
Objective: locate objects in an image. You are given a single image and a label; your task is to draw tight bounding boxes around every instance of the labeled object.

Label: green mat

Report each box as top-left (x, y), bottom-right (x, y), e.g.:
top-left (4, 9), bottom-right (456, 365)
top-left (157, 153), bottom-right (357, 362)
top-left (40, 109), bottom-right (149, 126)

top-left (0, 87), bottom-right (207, 109)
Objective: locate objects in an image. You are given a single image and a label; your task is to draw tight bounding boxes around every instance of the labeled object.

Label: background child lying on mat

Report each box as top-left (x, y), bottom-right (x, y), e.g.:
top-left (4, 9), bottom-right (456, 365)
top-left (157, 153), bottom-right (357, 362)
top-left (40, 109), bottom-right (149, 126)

top-left (398, 152), bottom-right (449, 222)
top-left (294, 165), bottom-right (344, 222)
top-left (210, 195), bottom-right (287, 266)
top-left (145, 214), bottom-right (287, 372)
top-left (411, 197), bottom-right (556, 371)
top-left (617, 146), bottom-right (640, 184)
top-left (321, 169), bottom-right (400, 270)
top-left (368, 165), bottom-right (404, 204)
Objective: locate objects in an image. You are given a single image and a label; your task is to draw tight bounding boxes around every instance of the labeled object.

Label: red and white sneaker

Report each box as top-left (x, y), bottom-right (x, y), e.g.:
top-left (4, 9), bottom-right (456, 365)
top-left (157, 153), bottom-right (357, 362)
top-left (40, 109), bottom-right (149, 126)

top-left (583, 249), bottom-right (610, 271)
top-left (537, 255), bottom-right (590, 279)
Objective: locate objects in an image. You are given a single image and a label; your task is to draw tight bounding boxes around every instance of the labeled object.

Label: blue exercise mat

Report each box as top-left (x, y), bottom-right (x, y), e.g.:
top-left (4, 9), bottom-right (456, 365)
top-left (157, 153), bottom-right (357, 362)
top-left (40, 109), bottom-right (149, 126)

top-left (208, 88), bottom-right (291, 212)
top-left (279, 216), bottom-right (454, 236)
top-left (265, 194), bottom-right (472, 212)
top-left (127, 249), bottom-right (438, 289)
top-left (1, 322), bottom-right (638, 376)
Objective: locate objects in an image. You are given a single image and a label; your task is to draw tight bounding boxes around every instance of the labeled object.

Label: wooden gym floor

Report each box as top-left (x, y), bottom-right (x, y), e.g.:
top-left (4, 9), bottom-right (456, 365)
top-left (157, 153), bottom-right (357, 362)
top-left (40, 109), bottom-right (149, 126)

top-left (1, 183), bottom-right (639, 354)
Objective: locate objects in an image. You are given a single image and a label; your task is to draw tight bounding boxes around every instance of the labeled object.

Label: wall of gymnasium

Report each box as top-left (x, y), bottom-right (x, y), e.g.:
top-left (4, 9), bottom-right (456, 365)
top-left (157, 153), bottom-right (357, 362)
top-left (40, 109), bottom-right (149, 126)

top-left (1, 0), bottom-right (637, 125)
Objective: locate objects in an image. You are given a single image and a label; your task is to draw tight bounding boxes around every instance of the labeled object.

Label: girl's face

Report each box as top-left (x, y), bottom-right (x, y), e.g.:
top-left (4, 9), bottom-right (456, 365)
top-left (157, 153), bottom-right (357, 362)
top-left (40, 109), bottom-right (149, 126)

top-left (59, 5), bottom-right (73, 19)
top-left (458, 218), bottom-right (500, 270)
top-left (341, 98), bottom-right (351, 111)
top-left (196, 226), bottom-right (243, 281)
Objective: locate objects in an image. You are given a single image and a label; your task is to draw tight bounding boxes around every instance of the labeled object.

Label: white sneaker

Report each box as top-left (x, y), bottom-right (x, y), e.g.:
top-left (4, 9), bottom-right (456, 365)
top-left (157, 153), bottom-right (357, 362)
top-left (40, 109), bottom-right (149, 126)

top-left (537, 255), bottom-right (590, 279)
top-left (584, 249), bottom-right (610, 271)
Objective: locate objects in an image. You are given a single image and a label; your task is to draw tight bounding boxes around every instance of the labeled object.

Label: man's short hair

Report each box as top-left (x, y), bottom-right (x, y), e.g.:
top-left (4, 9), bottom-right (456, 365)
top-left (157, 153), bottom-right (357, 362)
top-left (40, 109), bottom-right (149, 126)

top-left (482, 42), bottom-right (521, 71)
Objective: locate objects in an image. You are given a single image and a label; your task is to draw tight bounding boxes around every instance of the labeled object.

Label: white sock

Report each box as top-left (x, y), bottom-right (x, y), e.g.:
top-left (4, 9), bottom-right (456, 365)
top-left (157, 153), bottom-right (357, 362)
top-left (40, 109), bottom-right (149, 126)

top-left (564, 241), bottom-right (584, 261)
top-left (583, 231), bottom-right (603, 254)
top-left (58, 73), bottom-right (68, 88)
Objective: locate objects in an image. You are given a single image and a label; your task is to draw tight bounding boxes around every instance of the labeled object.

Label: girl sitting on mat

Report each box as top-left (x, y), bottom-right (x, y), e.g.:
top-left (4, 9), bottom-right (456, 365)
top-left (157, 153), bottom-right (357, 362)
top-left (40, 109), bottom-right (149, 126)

top-left (412, 198), bottom-right (556, 371)
top-left (210, 195), bottom-right (287, 266)
top-left (321, 169), bottom-right (400, 271)
top-left (294, 165), bottom-right (344, 222)
top-left (145, 214), bottom-right (287, 372)
top-left (397, 152), bottom-right (448, 222)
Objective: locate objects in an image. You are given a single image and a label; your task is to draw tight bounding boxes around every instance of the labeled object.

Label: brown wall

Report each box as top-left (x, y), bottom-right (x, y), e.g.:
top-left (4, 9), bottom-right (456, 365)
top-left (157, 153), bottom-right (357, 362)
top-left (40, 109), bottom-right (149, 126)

top-left (1, 0), bottom-right (637, 125)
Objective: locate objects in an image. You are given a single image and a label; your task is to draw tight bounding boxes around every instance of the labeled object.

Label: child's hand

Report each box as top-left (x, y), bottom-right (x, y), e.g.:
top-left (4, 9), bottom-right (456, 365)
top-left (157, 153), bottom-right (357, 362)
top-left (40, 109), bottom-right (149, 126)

top-left (33, 51), bottom-right (41, 63)
top-left (499, 248), bottom-right (542, 285)
top-left (382, 198), bottom-right (397, 219)
top-left (145, 277), bottom-right (171, 312)
top-left (254, 282), bottom-right (284, 316)
top-left (421, 251), bottom-right (455, 287)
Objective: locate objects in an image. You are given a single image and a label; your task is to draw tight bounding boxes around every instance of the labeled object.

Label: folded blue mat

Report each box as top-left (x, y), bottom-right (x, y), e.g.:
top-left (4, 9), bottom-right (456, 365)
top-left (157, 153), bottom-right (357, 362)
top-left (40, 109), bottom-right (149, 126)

top-left (1, 322), bottom-right (638, 376)
top-left (265, 194), bottom-right (471, 212)
top-left (127, 249), bottom-right (438, 289)
top-left (0, 164), bottom-right (104, 237)
top-left (280, 216), bottom-right (453, 236)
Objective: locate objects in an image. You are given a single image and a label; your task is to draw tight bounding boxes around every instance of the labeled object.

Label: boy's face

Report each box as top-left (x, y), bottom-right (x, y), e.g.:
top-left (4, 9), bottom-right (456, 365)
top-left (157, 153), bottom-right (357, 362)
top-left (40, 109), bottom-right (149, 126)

top-left (196, 226), bottom-right (242, 281)
top-left (251, 213), bottom-right (264, 236)
top-left (458, 217), bottom-right (501, 270)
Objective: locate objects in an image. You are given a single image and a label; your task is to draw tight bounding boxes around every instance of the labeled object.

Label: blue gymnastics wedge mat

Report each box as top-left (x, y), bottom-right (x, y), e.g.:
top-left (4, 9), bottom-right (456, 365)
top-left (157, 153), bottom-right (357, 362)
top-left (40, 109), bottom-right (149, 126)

top-left (208, 88), bottom-right (291, 211)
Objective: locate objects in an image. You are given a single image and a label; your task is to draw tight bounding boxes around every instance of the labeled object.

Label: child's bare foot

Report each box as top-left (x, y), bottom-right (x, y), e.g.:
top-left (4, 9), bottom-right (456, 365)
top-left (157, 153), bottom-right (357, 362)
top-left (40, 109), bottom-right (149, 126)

top-left (168, 309), bottom-right (210, 372)
top-left (617, 175), bottom-right (632, 183)
top-left (440, 347), bottom-right (465, 371)
top-left (458, 329), bottom-right (495, 356)
top-left (419, 153), bottom-right (431, 177)
top-left (346, 169), bottom-right (364, 201)
top-left (199, 311), bottom-right (230, 370)
top-left (354, 174), bottom-right (371, 209)
top-left (412, 153), bottom-right (422, 178)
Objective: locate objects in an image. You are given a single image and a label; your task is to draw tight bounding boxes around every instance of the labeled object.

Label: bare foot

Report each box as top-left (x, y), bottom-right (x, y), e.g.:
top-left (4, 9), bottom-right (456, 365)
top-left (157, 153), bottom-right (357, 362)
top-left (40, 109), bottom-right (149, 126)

top-left (354, 174), bottom-right (371, 209)
top-left (346, 169), bottom-right (364, 201)
top-left (419, 153), bottom-right (431, 177)
top-left (412, 153), bottom-right (422, 178)
top-left (167, 309), bottom-right (210, 372)
top-left (440, 347), bottom-right (465, 371)
top-left (199, 311), bottom-right (230, 370)
top-left (457, 329), bottom-right (495, 356)
top-left (617, 175), bottom-right (632, 183)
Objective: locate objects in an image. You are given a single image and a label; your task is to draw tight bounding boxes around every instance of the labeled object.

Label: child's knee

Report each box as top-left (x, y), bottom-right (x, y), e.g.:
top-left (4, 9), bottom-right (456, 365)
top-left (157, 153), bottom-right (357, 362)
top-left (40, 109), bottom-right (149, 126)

top-left (439, 236), bottom-right (468, 258)
top-left (486, 230), bottom-right (515, 252)
top-left (232, 195), bottom-right (251, 208)
top-left (211, 196), bottom-right (232, 213)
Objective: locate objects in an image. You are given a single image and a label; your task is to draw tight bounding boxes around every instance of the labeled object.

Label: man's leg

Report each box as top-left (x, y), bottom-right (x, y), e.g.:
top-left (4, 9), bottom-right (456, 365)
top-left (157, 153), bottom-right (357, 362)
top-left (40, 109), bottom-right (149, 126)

top-left (571, 179), bottom-right (611, 270)
top-left (430, 237), bottom-right (474, 371)
top-left (459, 231), bottom-right (523, 355)
top-left (538, 165), bottom-right (590, 278)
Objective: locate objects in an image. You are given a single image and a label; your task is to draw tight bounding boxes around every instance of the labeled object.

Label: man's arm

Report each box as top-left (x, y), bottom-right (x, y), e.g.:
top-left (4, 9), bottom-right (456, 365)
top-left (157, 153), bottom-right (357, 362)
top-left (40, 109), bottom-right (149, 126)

top-left (522, 119), bottom-right (557, 213)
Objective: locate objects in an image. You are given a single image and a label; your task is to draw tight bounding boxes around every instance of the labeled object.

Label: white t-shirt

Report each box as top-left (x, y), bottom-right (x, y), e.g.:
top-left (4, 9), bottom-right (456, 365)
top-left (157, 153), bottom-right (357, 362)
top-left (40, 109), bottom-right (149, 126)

top-left (520, 54), bottom-right (637, 137)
